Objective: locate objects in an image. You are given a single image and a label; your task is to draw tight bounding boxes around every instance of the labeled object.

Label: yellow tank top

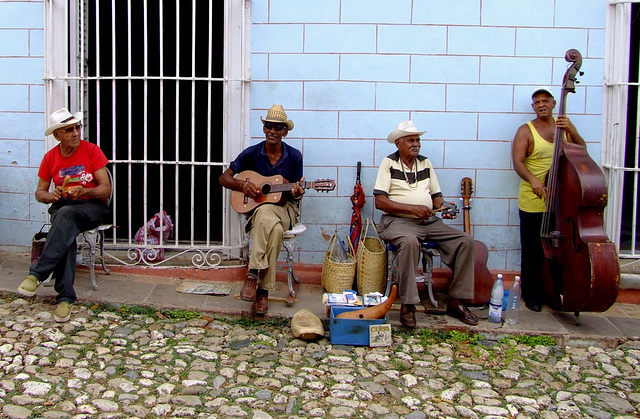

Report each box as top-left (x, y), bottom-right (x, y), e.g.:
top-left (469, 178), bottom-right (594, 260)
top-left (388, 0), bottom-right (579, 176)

top-left (518, 121), bottom-right (555, 213)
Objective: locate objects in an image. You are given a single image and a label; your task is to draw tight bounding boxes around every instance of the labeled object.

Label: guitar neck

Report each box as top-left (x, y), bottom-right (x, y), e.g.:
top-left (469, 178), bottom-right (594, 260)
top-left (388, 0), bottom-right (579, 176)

top-left (463, 199), bottom-right (471, 234)
top-left (269, 181), bottom-right (315, 193)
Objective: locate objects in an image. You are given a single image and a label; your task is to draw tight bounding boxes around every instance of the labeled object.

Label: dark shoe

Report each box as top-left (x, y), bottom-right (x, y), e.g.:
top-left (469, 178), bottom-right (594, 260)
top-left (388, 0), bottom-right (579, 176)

top-left (525, 300), bottom-right (542, 312)
top-left (252, 289), bottom-right (268, 315)
top-left (446, 303), bottom-right (478, 326)
top-left (400, 304), bottom-right (416, 328)
top-left (240, 272), bottom-right (258, 301)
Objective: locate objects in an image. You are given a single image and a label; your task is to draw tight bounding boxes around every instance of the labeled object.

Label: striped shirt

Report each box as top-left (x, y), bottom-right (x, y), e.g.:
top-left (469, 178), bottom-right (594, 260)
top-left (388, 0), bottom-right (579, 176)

top-left (373, 151), bottom-right (442, 217)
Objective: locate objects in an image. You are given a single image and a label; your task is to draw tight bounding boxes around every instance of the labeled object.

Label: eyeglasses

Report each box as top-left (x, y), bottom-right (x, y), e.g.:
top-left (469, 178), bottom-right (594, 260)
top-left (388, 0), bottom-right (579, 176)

top-left (61, 123), bottom-right (82, 134)
top-left (263, 122), bottom-right (286, 132)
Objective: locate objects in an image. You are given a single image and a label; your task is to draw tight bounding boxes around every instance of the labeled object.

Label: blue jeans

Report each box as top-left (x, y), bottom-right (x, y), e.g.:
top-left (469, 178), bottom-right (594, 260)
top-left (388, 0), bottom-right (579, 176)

top-left (30, 199), bottom-right (108, 304)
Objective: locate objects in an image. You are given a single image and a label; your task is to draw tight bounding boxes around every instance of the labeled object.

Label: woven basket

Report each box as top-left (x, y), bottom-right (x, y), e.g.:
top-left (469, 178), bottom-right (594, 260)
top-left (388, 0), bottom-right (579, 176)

top-left (356, 219), bottom-right (387, 295)
top-left (321, 234), bottom-right (356, 293)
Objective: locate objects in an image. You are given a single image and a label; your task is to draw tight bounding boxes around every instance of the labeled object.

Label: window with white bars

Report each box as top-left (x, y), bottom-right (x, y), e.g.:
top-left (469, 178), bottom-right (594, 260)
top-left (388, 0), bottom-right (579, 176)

top-left (604, 1), bottom-right (640, 258)
top-left (44, 0), bottom-right (250, 267)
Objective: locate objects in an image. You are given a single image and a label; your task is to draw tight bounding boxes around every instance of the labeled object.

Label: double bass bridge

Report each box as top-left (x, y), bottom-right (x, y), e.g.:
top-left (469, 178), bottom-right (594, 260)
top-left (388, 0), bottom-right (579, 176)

top-left (541, 230), bottom-right (564, 259)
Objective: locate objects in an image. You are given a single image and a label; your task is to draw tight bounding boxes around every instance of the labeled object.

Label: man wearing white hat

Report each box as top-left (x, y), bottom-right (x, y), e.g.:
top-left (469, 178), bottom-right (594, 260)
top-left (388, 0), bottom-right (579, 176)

top-left (17, 108), bottom-right (112, 322)
top-left (219, 104), bottom-right (305, 315)
top-left (374, 121), bottom-right (477, 327)
top-left (512, 87), bottom-right (585, 312)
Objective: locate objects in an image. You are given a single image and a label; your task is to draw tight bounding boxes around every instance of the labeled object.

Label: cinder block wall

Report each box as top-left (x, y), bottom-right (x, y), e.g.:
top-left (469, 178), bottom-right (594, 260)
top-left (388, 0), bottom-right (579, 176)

top-left (0, 1), bottom-right (46, 252)
top-left (0, 0), bottom-right (606, 273)
top-left (249, 0), bottom-right (606, 270)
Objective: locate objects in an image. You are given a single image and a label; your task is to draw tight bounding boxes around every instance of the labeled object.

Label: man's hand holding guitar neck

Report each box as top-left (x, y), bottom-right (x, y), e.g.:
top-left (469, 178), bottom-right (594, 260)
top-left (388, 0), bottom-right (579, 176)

top-left (240, 175), bottom-right (306, 200)
top-left (289, 176), bottom-right (306, 200)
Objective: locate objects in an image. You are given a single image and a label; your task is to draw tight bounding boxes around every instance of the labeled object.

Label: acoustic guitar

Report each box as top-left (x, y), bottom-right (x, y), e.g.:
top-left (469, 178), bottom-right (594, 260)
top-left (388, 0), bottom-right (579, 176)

top-left (231, 170), bottom-right (335, 214)
top-left (460, 177), bottom-right (494, 306)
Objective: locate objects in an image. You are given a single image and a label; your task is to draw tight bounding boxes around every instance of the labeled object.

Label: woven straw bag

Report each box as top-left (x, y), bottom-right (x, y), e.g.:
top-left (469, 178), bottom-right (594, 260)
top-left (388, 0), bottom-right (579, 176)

top-left (321, 234), bottom-right (356, 293)
top-left (356, 219), bottom-right (387, 295)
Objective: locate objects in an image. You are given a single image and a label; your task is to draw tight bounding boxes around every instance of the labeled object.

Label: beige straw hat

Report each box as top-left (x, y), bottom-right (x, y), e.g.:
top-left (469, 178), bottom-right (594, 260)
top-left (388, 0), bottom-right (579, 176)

top-left (291, 309), bottom-right (324, 341)
top-left (260, 104), bottom-right (294, 131)
top-left (45, 108), bottom-right (82, 136)
top-left (386, 120), bottom-right (426, 143)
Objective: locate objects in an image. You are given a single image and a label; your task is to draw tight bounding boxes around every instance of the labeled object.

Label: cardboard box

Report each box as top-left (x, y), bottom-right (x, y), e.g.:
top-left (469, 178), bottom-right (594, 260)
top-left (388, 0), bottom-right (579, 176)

top-left (329, 305), bottom-right (388, 346)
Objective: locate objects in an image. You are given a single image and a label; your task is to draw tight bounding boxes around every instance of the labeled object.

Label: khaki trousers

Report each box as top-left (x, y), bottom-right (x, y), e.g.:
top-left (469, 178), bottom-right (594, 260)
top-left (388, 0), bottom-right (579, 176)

top-left (377, 215), bottom-right (475, 305)
top-left (247, 201), bottom-right (298, 290)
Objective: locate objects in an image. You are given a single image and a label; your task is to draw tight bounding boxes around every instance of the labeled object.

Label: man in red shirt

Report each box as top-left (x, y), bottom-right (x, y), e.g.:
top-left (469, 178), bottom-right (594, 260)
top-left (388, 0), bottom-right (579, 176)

top-left (18, 108), bottom-right (112, 322)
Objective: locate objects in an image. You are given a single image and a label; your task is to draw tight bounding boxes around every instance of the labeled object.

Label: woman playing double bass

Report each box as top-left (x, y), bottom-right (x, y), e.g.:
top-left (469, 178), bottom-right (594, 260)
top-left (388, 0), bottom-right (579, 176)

top-left (511, 86), bottom-right (586, 312)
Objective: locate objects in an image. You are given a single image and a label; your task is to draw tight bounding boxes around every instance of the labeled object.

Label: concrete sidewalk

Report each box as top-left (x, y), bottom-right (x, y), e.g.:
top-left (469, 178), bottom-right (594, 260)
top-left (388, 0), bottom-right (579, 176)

top-left (1, 251), bottom-right (639, 347)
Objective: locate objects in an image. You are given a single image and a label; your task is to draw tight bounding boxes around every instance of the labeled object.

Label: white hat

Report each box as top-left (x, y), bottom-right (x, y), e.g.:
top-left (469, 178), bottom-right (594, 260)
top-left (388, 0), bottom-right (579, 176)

top-left (291, 309), bottom-right (324, 341)
top-left (386, 120), bottom-right (426, 143)
top-left (45, 108), bottom-right (83, 136)
top-left (260, 104), bottom-right (294, 131)
top-left (532, 86), bottom-right (554, 99)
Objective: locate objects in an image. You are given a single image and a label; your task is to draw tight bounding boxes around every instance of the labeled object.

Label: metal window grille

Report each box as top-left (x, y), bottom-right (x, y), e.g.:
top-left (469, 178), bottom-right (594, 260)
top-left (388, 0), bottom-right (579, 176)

top-left (44, 0), bottom-right (250, 268)
top-left (604, 0), bottom-right (640, 258)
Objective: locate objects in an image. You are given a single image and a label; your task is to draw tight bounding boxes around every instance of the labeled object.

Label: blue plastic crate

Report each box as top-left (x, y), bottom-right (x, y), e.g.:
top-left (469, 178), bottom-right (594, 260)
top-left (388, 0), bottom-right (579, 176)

top-left (329, 305), bottom-right (388, 346)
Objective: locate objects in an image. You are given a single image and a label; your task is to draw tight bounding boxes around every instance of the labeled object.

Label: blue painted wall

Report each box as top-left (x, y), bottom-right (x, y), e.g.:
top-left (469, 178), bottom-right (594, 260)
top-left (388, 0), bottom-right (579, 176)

top-left (0, 0), bottom-right (607, 272)
top-left (0, 0), bottom-right (46, 252)
top-left (250, 0), bottom-right (606, 270)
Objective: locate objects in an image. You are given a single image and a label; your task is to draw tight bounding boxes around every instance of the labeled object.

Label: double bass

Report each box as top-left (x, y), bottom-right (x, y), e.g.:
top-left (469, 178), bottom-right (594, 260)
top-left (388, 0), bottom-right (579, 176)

top-left (540, 49), bottom-right (620, 314)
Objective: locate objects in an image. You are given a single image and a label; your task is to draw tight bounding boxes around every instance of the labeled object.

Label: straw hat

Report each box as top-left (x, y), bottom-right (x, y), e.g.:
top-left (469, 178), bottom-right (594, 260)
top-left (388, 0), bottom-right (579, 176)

top-left (45, 108), bottom-right (83, 136)
top-left (260, 104), bottom-right (294, 131)
top-left (386, 120), bottom-right (426, 143)
top-left (291, 309), bottom-right (324, 341)
top-left (532, 86), bottom-right (554, 99)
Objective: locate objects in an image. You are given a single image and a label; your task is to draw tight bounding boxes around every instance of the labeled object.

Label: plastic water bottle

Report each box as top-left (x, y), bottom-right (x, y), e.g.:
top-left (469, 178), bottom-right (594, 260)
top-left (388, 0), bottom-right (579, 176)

top-left (488, 274), bottom-right (504, 323)
top-left (504, 276), bottom-right (522, 325)
top-left (502, 289), bottom-right (509, 311)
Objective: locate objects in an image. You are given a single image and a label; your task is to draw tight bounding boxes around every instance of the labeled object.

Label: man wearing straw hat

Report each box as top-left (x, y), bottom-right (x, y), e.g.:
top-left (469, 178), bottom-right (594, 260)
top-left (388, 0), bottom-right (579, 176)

top-left (219, 104), bottom-right (305, 315)
top-left (17, 108), bottom-right (112, 323)
top-left (374, 121), bottom-right (477, 328)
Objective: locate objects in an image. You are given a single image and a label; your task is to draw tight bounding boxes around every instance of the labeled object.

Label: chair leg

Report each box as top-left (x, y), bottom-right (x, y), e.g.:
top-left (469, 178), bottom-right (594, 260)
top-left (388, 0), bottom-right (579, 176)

top-left (385, 249), bottom-right (396, 297)
top-left (98, 230), bottom-right (110, 275)
top-left (86, 232), bottom-right (98, 291)
top-left (282, 236), bottom-right (300, 306)
top-left (421, 248), bottom-right (438, 308)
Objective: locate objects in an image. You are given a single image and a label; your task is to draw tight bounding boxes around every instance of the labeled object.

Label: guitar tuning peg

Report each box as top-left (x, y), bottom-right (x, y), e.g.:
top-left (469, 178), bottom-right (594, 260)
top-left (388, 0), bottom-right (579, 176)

top-left (579, 71), bottom-right (584, 76)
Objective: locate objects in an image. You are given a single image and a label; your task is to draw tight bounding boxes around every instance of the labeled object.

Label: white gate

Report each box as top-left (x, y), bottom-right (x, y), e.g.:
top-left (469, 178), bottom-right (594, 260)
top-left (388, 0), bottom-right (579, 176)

top-left (604, 0), bottom-right (640, 258)
top-left (44, 0), bottom-right (250, 267)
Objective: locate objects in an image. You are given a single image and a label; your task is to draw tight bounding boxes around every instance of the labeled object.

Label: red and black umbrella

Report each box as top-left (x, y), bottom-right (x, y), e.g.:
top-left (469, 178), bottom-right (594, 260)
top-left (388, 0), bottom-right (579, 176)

top-left (350, 162), bottom-right (365, 254)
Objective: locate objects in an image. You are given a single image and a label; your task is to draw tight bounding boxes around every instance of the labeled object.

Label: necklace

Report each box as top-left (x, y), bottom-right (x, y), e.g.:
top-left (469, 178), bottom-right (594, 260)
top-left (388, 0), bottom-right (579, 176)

top-left (400, 159), bottom-right (418, 189)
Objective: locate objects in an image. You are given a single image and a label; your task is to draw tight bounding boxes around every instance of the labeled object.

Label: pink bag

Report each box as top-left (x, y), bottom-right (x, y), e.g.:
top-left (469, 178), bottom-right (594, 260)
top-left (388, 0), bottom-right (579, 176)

top-left (134, 211), bottom-right (174, 261)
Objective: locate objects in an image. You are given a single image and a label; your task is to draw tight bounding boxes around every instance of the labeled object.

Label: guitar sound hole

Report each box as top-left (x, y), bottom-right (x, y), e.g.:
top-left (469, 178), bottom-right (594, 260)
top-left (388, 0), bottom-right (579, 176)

top-left (261, 184), bottom-right (271, 195)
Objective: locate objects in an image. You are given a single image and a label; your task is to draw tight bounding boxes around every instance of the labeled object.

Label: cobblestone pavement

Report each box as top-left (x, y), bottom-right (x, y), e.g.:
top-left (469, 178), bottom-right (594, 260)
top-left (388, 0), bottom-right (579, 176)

top-left (1, 295), bottom-right (639, 419)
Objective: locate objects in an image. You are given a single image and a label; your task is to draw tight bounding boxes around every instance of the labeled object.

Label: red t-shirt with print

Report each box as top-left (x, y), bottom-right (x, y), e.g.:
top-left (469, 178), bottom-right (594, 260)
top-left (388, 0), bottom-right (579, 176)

top-left (38, 140), bottom-right (109, 200)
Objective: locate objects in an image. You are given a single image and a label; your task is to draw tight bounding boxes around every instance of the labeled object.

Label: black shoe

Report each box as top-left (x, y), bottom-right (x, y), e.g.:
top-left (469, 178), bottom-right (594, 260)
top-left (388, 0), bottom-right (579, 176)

top-left (525, 300), bottom-right (541, 312)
